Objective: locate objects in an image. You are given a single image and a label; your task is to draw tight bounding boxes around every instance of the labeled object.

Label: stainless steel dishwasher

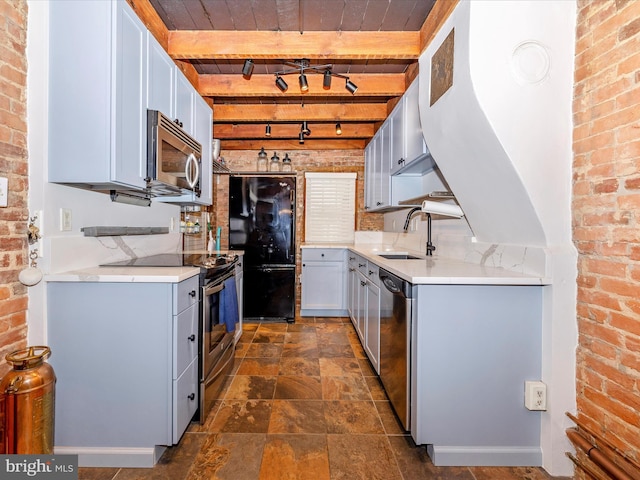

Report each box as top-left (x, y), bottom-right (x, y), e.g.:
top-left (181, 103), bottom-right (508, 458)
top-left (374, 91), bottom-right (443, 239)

top-left (378, 268), bottom-right (413, 430)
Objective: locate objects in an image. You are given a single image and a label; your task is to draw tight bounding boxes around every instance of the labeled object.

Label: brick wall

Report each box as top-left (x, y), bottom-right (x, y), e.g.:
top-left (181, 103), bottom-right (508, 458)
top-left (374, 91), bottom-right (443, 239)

top-left (212, 149), bottom-right (383, 315)
top-left (0, 0), bottom-right (28, 376)
top-left (573, 0), bottom-right (640, 465)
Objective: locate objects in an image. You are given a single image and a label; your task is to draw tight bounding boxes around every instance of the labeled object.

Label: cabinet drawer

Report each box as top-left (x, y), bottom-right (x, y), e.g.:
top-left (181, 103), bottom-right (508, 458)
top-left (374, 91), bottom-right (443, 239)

top-left (173, 303), bottom-right (198, 377)
top-left (302, 248), bottom-right (345, 262)
top-left (172, 357), bottom-right (198, 443)
top-left (174, 275), bottom-right (199, 315)
top-left (365, 262), bottom-right (380, 286)
top-left (356, 256), bottom-right (368, 275)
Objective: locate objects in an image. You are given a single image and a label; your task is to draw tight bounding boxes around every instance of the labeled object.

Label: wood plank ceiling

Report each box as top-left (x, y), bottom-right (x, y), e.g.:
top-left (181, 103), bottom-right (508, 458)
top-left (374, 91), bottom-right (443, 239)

top-left (127, 0), bottom-right (457, 151)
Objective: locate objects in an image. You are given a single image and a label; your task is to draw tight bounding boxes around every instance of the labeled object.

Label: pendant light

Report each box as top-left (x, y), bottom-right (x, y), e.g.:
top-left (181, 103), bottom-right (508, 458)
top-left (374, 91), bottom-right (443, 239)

top-left (265, 123), bottom-right (271, 137)
top-left (301, 121), bottom-right (311, 136)
top-left (298, 131), bottom-right (305, 144)
top-left (335, 123), bottom-right (342, 135)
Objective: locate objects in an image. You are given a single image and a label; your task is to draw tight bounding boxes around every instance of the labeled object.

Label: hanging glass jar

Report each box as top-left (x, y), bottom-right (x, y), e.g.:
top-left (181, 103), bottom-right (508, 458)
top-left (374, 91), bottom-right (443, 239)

top-left (281, 153), bottom-right (292, 172)
top-left (256, 147), bottom-right (268, 172)
top-left (269, 152), bottom-right (280, 172)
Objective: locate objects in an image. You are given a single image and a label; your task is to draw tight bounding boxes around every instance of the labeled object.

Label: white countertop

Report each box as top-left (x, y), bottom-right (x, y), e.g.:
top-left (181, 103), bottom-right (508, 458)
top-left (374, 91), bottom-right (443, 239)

top-left (302, 244), bottom-right (550, 286)
top-left (45, 266), bottom-right (200, 283)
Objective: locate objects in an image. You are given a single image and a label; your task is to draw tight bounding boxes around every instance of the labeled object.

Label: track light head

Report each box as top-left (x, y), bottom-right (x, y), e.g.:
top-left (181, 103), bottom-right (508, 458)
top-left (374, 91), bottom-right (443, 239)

top-left (345, 78), bottom-right (358, 94)
top-left (275, 75), bottom-right (288, 92)
top-left (242, 59), bottom-right (254, 78)
top-left (299, 73), bottom-right (309, 92)
top-left (265, 123), bottom-right (271, 137)
top-left (323, 70), bottom-right (332, 89)
top-left (299, 131), bottom-right (305, 144)
top-left (301, 121), bottom-right (311, 136)
top-left (336, 123), bottom-right (342, 135)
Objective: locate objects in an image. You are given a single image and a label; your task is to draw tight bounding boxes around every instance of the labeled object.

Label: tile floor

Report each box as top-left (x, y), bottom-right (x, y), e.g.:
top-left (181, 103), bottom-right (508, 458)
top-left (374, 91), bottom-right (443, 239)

top-left (78, 318), bottom-right (570, 480)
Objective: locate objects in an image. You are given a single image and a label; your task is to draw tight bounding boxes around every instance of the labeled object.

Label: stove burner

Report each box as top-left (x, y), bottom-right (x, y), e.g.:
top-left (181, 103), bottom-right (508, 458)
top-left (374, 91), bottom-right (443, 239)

top-left (100, 253), bottom-right (238, 273)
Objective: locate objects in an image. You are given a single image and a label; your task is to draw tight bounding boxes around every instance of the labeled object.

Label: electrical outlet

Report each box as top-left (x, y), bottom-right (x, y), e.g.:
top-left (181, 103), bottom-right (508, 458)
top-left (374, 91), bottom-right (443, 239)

top-left (525, 381), bottom-right (547, 411)
top-left (60, 208), bottom-right (72, 231)
top-left (0, 177), bottom-right (7, 207)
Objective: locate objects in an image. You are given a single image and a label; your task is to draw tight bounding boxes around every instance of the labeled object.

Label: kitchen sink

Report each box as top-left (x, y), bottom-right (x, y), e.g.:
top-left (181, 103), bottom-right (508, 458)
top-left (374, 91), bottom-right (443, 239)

top-left (377, 253), bottom-right (422, 260)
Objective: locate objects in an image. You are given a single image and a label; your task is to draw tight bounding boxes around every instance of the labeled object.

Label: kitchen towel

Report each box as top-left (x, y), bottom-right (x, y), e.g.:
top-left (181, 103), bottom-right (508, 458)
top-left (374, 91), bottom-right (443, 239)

top-left (220, 276), bottom-right (238, 333)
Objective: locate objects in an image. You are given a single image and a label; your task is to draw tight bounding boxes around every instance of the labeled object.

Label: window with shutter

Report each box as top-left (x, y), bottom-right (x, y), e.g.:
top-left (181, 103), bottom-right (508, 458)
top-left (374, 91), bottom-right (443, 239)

top-left (304, 172), bottom-right (357, 243)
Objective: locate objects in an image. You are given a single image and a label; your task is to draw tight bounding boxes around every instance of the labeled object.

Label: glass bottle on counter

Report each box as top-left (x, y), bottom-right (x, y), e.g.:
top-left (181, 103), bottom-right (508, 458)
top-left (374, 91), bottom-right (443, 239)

top-left (269, 152), bottom-right (280, 171)
top-left (281, 153), bottom-right (292, 172)
top-left (256, 147), bottom-right (268, 172)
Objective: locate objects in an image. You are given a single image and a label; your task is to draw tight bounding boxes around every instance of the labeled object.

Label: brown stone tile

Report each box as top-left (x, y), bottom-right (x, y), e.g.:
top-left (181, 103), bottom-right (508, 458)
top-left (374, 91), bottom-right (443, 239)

top-left (209, 400), bottom-right (273, 433)
top-left (374, 400), bottom-right (406, 434)
top-left (324, 400), bottom-right (384, 434)
top-left (364, 375), bottom-right (388, 400)
top-left (268, 400), bottom-right (327, 433)
top-left (274, 375), bottom-right (323, 399)
top-left (242, 322), bottom-right (259, 331)
top-left (351, 342), bottom-right (368, 359)
top-left (189, 397), bottom-right (225, 432)
top-left (327, 434), bottom-right (402, 479)
top-left (282, 343), bottom-right (319, 358)
top-left (77, 468), bottom-right (119, 480)
top-left (238, 330), bottom-right (255, 343)
top-left (259, 434), bottom-right (330, 480)
top-left (253, 332), bottom-right (286, 343)
top-left (321, 376), bottom-right (372, 401)
top-left (284, 331), bottom-right (318, 344)
top-left (318, 357), bottom-right (361, 376)
top-left (114, 433), bottom-right (207, 480)
top-left (387, 435), bottom-right (475, 480)
top-left (186, 433), bottom-right (266, 480)
top-left (358, 357), bottom-right (376, 376)
top-left (318, 343), bottom-right (356, 358)
top-left (287, 323), bottom-right (316, 333)
top-left (225, 375), bottom-right (277, 399)
top-left (278, 356), bottom-right (321, 376)
top-left (256, 323), bottom-right (288, 333)
top-left (237, 357), bottom-right (280, 375)
top-left (246, 343), bottom-right (283, 358)
top-left (317, 332), bottom-right (351, 345)
top-left (469, 466), bottom-right (561, 480)
top-left (234, 341), bottom-right (250, 358)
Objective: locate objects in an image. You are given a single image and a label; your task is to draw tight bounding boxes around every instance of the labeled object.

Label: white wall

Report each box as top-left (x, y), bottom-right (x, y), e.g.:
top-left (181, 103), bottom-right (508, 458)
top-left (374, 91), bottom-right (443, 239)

top-left (26, 1), bottom-right (181, 344)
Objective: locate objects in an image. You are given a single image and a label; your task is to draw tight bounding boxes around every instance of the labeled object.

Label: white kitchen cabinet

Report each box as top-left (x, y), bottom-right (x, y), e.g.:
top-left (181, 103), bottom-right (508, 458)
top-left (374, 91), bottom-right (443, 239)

top-left (300, 248), bottom-right (348, 316)
top-left (411, 284), bottom-right (543, 466)
top-left (147, 34), bottom-right (213, 206)
top-left (364, 123), bottom-right (391, 211)
top-left (364, 263), bottom-right (380, 373)
top-left (47, 275), bottom-right (200, 467)
top-left (48, 0), bottom-right (148, 192)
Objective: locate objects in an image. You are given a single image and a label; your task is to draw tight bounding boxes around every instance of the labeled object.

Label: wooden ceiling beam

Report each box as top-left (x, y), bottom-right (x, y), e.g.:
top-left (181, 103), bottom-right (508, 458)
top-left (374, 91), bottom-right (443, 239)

top-left (419, 0), bottom-right (460, 53)
top-left (213, 103), bottom-right (388, 122)
top-left (220, 139), bottom-right (365, 151)
top-left (199, 73), bottom-right (406, 97)
top-left (168, 31), bottom-right (420, 60)
top-left (213, 123), bottom-right (374, 139)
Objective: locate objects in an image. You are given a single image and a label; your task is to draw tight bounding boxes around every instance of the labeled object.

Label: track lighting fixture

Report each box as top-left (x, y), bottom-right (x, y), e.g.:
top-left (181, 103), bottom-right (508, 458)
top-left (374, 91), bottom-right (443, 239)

top-left (275, 75), bottom-right (288, 92)
top-left (323, 70), bottom-right (332, 89)
top-left (301, 121), bottom-right (311, 136)
top-left (345, 78), bottom-right (358, 94)
top-left (335, 123), bottom-right (342, 135)
top-left (299, 72), bottom-right (309, 92)
top-left (242, 59), bottom-right (254, 78)
top-left (299, 131), bottom-right (305, 144)
top-left (257, 59), bottom-right (362, 94)
top-left (265, 123), bottom-right (271, 137)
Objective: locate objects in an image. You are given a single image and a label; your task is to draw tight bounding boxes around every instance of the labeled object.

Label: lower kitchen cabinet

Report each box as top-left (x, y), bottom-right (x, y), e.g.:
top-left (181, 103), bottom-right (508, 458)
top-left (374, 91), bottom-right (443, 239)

top-left (300, 248), bottom-right (348, 316)
top-left (47, 275), bottom-right (200, 467)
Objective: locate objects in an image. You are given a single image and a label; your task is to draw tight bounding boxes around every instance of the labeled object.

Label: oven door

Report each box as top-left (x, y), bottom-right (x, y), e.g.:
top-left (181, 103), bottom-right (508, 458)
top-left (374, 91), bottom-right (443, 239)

top-left (201, 278), bottom-right (234, 378)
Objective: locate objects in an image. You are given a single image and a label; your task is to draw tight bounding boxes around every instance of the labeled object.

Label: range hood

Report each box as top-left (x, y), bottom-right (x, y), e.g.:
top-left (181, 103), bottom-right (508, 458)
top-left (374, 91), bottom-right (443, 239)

top-left (418, 1), bottom-right (575, 247)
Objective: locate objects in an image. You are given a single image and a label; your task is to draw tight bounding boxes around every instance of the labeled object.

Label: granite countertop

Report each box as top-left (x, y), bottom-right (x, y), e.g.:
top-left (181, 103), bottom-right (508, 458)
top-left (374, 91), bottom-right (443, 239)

top-left (302, 243), bottom-right (550, 286)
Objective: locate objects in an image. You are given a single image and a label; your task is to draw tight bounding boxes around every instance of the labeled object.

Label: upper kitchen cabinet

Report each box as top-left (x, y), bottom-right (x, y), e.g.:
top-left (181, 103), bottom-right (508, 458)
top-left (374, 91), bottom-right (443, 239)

top-left (148, 33), bottom-right (213, 206)
top-left (48, 0), bottom-right (148, 192)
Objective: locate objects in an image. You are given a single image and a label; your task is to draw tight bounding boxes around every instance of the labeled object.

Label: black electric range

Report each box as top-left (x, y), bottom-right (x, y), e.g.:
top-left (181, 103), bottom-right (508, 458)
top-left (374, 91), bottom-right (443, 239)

top-left (101, 253), bottom-right (238, 281)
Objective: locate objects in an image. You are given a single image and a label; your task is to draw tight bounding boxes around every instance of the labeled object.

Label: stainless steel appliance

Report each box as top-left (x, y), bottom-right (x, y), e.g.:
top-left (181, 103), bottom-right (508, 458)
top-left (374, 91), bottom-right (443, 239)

top-left (378, 268), bottom-right (413, 430)
top-left (100, 252), bottom-right (239, 423)
top-left (229, 175), bottom-right (296, 322)
top-left (146, 109), bottom-right (202, 197)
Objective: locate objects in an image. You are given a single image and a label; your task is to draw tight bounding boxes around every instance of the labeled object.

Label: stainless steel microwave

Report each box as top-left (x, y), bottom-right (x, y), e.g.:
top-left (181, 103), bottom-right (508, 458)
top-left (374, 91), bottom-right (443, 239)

top-left (146, 110), bottom-right (202, 197)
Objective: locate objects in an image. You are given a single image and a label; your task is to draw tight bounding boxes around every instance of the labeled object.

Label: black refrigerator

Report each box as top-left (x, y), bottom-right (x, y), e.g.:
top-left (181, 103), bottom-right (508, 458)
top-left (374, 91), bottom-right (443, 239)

top-left (229, 175), bottom-right (296, 322)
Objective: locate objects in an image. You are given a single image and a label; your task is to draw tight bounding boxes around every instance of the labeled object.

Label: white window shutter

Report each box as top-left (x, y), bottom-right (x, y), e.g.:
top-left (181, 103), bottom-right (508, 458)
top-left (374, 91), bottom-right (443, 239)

top-left (304, 172), bottom-right (357, 244)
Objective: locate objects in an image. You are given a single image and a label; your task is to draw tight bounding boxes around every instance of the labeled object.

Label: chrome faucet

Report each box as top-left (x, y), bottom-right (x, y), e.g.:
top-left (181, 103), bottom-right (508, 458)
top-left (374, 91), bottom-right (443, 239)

top-left (403, 207), bottom-right (435, 256)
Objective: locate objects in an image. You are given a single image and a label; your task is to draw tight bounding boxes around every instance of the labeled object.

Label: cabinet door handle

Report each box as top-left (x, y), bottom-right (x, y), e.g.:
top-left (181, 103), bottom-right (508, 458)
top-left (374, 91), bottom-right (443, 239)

top-left (189, 290), bottom-right (197, 298)
top-left (358, 263), bottom-right (365, 268)
top-left (188, 334), bottom-right (196, 342)
top-left (321, 253), bottom-right (325, 257)
top-left (368, 270), bottom-right (375, 275)
top-left (188, 393), bottom-right (195, 401)
top-left (360, 280), bottom-right (366, 286)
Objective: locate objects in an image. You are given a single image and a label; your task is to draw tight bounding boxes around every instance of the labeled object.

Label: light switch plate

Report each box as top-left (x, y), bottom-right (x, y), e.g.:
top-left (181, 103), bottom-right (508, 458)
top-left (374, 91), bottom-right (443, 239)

top-left (60, 208), bottom-right (72, 231)
top-left (0, 177), bottom-right (8, 207)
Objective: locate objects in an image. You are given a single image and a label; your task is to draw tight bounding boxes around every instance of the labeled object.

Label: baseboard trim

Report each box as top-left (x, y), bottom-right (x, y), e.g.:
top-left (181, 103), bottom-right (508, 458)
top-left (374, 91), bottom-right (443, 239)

top-left (427, 445), bottom-right (543, 467)
top-left (54, 446), bottom-right (166, 468)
